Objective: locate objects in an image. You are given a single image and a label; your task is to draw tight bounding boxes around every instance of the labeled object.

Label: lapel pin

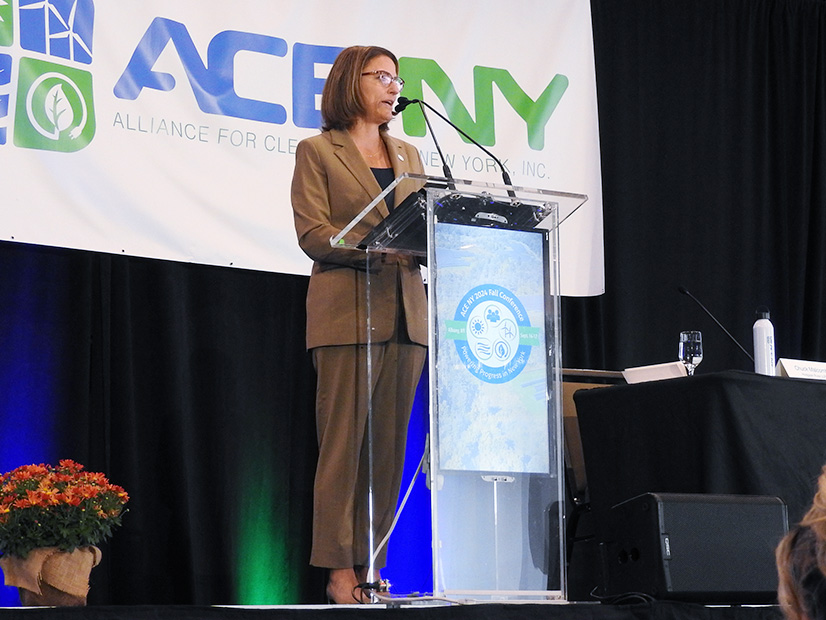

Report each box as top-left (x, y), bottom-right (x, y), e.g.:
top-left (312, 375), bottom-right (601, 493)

top-left (398, 154), bottom-right (405, 161)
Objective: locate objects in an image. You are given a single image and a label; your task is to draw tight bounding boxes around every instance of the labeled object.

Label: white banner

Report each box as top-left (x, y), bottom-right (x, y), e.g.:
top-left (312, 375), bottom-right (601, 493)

top-left (0, 0), bottom-right (604, 296)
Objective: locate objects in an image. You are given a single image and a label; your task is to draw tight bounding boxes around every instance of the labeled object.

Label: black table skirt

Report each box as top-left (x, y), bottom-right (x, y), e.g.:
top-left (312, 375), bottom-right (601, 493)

top-left (574, 370), bottom-right (826, 527)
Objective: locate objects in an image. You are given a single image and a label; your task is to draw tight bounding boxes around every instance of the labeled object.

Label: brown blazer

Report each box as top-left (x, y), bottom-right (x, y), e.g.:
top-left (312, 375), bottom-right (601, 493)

top-left (291, 128), bottom-right (427, 349)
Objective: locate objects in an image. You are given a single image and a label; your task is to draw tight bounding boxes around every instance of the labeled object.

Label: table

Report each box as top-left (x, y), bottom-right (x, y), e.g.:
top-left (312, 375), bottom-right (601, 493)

top-left (574, 370), bottom-right (826, 528)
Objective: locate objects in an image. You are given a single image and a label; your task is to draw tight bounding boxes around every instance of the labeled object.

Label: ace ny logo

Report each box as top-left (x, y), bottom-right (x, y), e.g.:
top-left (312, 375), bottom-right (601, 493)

top-left (0, 0), bottom-right (95, 151)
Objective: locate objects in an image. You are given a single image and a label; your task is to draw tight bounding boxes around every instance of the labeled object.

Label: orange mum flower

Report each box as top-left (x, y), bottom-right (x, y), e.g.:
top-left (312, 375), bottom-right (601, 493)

top-left (0, 461), bottom-right (129, 558)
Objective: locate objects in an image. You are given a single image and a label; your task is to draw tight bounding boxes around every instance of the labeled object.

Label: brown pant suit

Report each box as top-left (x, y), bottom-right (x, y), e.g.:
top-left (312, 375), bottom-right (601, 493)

top-left (291, 128), bottom-right (427, 569)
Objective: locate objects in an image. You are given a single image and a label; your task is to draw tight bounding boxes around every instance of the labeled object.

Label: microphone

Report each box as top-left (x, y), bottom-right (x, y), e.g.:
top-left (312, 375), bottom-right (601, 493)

top-left (395, 97), bottom-right (455, 186)
top-left (395, 96), bottom-right (515, 194)
top-left (678, 286), bottom-right (755, 363)
top-left (393, 96), bottom-right (417, 114)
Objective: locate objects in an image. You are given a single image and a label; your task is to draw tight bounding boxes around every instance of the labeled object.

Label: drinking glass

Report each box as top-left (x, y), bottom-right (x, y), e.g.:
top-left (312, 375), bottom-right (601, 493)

top-left (678, 331), bottom-right (703, 376)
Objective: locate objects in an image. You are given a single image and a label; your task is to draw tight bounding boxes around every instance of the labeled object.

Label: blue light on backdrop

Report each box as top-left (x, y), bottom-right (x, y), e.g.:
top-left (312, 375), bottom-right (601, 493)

top-left (384, 370), bottom-right (432, 595)
top-left (0, 254), bottom-right (61, 606)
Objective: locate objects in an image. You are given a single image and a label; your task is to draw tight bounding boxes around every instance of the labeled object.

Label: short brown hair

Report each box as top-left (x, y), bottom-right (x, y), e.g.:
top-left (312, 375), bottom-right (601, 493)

top-left (777, 465), bottom-right (826, 620)
top-left (321, 45), bottom-right (399, 132)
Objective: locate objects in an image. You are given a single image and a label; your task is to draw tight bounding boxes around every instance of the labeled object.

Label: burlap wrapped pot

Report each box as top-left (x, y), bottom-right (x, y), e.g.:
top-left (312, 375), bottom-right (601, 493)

top-left (0, 546), bottom-right (101, 606)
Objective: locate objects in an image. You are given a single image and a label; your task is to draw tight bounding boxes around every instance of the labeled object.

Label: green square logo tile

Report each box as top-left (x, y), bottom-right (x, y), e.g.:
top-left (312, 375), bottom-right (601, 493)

top-left (14, 57), bottom-right (95, 152)
top-left (0, 0), bottom-right (12, 47)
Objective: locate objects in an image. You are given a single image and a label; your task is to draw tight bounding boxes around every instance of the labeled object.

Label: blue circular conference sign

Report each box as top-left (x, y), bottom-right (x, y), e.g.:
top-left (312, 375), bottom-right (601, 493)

top-left (449, 284), bottom-right (536, 384)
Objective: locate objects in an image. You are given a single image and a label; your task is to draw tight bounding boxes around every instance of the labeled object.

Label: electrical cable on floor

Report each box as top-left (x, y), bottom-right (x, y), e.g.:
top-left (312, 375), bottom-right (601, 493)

top-left (369, 436), bottom-right (429, 569)
top-left (356, 437), bottom-right (451, 604)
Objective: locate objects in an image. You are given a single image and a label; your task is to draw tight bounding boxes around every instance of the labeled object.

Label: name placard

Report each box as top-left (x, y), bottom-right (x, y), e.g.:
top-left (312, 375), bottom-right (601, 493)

top-left (776, 358), bottom-right (826, 381)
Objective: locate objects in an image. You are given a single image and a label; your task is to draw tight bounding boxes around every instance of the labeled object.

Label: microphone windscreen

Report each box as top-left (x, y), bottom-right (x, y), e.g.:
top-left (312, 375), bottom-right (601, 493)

top-left (393, 97), bottom-right (414, 114)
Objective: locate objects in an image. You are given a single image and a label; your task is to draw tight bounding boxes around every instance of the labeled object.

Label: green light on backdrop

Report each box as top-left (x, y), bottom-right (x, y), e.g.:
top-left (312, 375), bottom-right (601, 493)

top-left (236, 468), bottom-right (296, 604)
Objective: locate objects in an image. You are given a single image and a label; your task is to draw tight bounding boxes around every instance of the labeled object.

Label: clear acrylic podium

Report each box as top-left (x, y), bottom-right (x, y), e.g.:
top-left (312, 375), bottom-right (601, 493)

top-left (332, 173), bottom-right (587, 601)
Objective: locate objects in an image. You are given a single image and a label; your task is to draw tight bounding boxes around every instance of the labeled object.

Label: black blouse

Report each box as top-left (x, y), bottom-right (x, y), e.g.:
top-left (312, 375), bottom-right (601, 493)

top-left (371, 167), bottom-right (395, 211)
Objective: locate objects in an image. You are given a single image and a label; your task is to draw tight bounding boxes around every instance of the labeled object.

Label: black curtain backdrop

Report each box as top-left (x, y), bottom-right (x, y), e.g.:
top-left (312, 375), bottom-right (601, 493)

top-left (567, 0), bottom-right (826, 373)
top-left (0, 245), bottom-right (323, 604)
top-left (2, 0), bottom-right (826, 606)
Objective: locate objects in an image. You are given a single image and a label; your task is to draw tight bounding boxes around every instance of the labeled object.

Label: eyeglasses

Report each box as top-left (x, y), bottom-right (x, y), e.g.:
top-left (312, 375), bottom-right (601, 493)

top-left (361, 70), bottom-right (404, 90)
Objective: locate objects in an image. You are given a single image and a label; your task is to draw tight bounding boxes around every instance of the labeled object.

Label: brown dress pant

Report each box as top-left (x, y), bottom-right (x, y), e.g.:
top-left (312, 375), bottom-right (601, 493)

top-left (310, 337), bottom-right (426, 569)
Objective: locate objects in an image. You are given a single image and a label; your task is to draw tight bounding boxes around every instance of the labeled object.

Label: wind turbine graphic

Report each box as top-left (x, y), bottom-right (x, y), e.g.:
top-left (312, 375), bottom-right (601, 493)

top-left (20, 0), bottom-right (91, 61)
top-left (50, 0), bottom-right (92, 62)
top-left (0, 0), bottom-right (8, 23)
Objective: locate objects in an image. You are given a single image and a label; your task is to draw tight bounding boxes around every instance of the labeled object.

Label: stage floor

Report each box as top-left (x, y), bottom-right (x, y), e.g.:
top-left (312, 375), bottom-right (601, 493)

top-left (0, 601), bottom-right (784, 620)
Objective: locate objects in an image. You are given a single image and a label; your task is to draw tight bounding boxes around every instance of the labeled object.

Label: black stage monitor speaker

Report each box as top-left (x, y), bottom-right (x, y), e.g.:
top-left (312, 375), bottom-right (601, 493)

top-left (600, 493), bottom-right (788, 603)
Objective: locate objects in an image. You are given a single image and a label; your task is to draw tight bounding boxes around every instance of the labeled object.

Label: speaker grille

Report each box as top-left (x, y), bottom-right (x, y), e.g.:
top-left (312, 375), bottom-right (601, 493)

top-left (601, 493), bottom-right (788, 602)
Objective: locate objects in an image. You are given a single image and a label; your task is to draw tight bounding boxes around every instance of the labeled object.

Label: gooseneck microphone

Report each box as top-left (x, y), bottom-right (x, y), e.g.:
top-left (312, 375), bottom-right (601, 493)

top-left (395, 96), bottom-right (514, 193)
top-left (395, 97), bottom-right (454, 186)
top-left (678, 286), bottom-right (755, 363)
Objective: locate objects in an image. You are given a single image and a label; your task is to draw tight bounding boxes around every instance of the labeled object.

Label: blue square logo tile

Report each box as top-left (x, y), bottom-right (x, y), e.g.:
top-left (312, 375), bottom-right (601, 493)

top-left (19, 0), bottom-right (94, 64)
top-left (0, 53), bottom-right (10, 85)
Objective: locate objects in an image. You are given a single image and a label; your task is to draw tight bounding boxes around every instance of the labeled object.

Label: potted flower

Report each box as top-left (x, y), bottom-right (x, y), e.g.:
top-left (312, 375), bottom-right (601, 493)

top-left (0, 460), bottom-right (129, 606)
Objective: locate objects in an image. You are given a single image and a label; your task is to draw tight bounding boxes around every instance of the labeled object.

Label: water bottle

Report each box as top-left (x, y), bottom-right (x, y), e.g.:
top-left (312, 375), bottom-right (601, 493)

top-left (752, 308), bottom-right (776, 376)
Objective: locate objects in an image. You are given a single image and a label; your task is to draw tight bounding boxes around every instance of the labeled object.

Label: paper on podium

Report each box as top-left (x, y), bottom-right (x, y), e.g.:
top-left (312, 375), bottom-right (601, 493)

top-left (622, 361), bottom-right (688, 384)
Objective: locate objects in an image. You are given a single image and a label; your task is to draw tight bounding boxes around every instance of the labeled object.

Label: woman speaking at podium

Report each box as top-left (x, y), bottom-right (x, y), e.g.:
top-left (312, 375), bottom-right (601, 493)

top-left (290, 45), bottom-right (427, 604)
